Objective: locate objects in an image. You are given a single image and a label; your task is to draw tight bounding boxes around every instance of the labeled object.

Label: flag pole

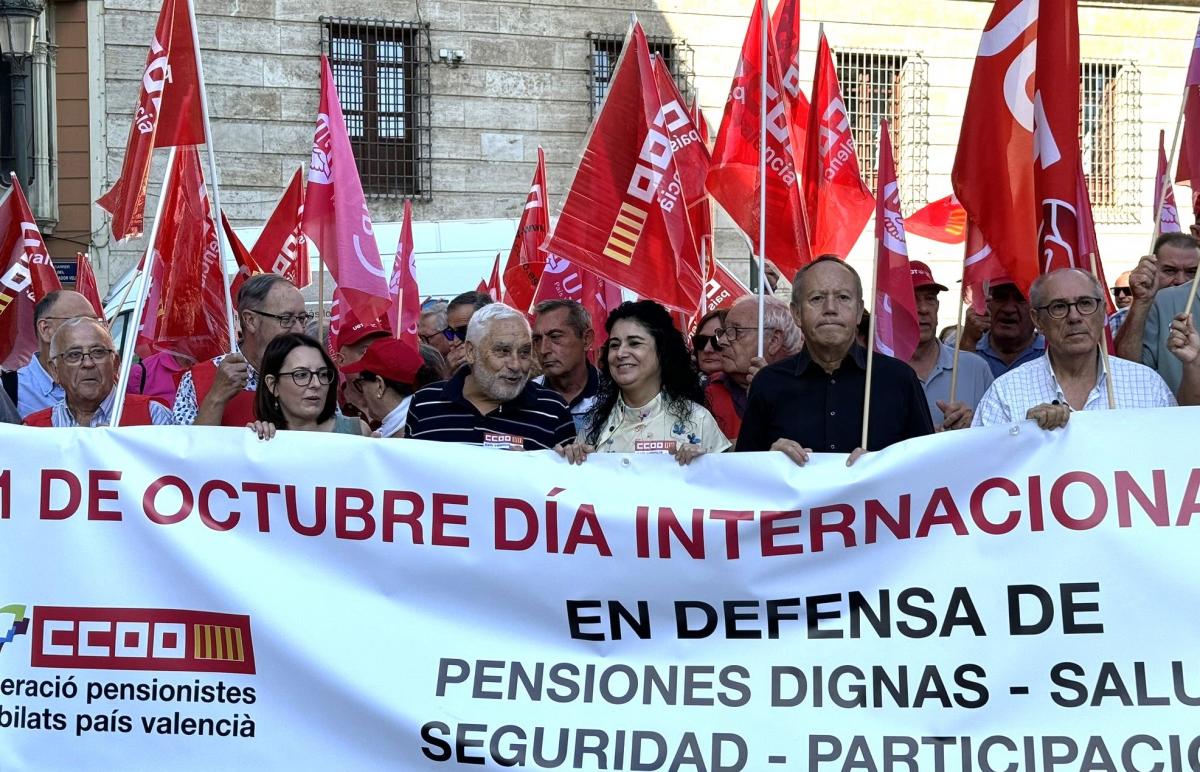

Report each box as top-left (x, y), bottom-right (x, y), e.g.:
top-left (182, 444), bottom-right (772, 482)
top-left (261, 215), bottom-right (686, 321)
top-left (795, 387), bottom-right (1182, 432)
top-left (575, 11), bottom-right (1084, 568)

top-left (318, 265), bottom-right (327, 342)
top-left (861, 238), bottom-right (880, 452)
top-left (186, 0), bottom-right (238, 353)
top-left (756, 0), bottom-right (768, 359)
top-left (1151, 86), bottom-right (1192, 251)
top-left (1087, 251), bottom-right (1116, 409)
top-left (949, 236), bottom-right (969, 403)
top-left (110, 147), bottom-right (179, 428)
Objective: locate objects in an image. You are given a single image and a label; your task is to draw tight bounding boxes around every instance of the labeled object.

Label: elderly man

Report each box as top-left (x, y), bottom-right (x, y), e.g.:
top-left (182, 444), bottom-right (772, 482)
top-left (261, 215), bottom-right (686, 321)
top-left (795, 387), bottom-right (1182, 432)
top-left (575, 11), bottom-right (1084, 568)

top-left (708, 294), bottom-right (802, 441)
top-left (531, 299), bottom-right (598, 432)
top-left (173, 274), bottom-right (309, 426)
top-left (331, 311), bottom-right (390, 417)
top-left (973, 269), bottom-right (1175, 429)
top-left (1111, 271), bottom-right (1133, 310)
top-left (1115, 233), bottom-right (1200, 393)
top-left (959, 281), bottom-right (1045, 377)
top-left (4, 290), bottom-right (99, 418)
top-left (443, 290), bottom-right (494, 372)
top-left (406, 303), bottom-right (575, 449)
top-left (905, 261), bottom-right (993, 430)
top-left (23, 318), bottom-right (172, 427)
top-left (419, 300), bottom-right (451, 359)
top-left (736, 256), bottom-right (933, 464)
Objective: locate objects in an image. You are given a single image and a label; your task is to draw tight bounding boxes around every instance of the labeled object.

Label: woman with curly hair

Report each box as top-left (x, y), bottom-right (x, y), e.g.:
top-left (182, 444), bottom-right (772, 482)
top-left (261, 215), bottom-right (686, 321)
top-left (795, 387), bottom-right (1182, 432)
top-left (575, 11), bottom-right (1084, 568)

top-left (557, 300), bottom-right (729, 465)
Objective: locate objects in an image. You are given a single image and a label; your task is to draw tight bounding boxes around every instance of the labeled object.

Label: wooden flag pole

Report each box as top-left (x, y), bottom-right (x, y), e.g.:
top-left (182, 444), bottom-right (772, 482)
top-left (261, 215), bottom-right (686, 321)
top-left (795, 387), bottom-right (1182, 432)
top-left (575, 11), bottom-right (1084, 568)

top-left (110, 147), bottom-right (179, 428)
top-left (1151, 37), bottom-right (1194, 253)
top-left (1088, 251), bottom-right (1117, 409)
top-left (949, 236), bottom-right (970, 403)
top-left (755, 0), bottom-right (770, 359)
top-left (861, 239), bottom-right (881, 452)
top-left (318, 264), bottom-right (327, 342)
top-left (186, 0), bottom-right (238, 353)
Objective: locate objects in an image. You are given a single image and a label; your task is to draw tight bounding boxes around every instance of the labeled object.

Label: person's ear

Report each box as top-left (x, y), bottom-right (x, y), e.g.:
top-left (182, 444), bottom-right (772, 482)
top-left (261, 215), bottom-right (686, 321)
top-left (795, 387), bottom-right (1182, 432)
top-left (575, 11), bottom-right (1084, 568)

top-left (374, 376), bottom-right (386, 399)
top-left (265, 374), bottom-right (278, 396)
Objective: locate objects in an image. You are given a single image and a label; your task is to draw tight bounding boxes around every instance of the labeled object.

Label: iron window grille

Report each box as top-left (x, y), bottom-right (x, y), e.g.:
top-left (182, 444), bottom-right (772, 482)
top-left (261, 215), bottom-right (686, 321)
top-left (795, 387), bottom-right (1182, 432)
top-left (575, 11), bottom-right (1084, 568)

top-left (1080, 60), bottom-right (1141, 224)
top-left (834, 48), bottom-right (929, 215)
top-left (321, 17), bottom-right (432, 199)
top-left (587, 32), bottom-right (694, 118)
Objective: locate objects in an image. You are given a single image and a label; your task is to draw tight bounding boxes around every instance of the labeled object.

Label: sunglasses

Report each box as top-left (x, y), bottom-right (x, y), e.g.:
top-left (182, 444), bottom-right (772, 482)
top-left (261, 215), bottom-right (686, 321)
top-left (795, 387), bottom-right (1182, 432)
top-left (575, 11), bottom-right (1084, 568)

top-left (442, 325), bottom-right (469, 342)
top-left (692, 334), bottom-right (724, 352)
top-left (1111, 287), bottom-right (1132, 297)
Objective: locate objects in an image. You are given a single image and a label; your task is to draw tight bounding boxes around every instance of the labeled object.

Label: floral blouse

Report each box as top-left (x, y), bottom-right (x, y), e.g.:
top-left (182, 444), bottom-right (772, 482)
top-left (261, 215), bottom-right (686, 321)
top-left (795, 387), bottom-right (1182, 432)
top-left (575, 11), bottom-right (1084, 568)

top-left (589, 392), bottom-right (731, 454)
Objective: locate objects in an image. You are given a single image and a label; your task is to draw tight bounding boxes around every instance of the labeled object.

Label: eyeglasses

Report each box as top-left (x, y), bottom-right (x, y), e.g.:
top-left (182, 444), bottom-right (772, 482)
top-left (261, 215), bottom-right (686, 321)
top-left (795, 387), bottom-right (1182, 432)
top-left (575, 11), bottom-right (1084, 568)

top-left (53, 346), bottom-right (115, 365)
top-left (419, 332), bottom-right (437, 345)
top-left (1036, 297), bottom-right (1103, 320)
top-left (349, 375), bottom-right (377, 394)
top-left (277, 367), bottom-right (335, 387)
top-left (1111, 287), bottom-right (1132, 297)
top-left (692, 334), bottom-right (724, 352)
top-left (442, 325), bottom-right (469, 342)
top-left (714, 325), bottom-right (772, 342)
top-left (249, 309), bottom-right (315, 329)
top-left (40, 315), bottom-right (104, 324)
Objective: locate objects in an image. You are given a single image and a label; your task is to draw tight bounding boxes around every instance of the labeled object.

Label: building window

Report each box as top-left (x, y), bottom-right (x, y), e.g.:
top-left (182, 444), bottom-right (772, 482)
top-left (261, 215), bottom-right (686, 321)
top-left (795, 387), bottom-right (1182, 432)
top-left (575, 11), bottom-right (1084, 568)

top-left (321, 17), bottom-right (432, 199)
top-left (587, 32), bottom-right (694, 118)
top-left (1080, 60), bottom-right (1140, 224)
top-left (834, 48), bottom-right (929, 214)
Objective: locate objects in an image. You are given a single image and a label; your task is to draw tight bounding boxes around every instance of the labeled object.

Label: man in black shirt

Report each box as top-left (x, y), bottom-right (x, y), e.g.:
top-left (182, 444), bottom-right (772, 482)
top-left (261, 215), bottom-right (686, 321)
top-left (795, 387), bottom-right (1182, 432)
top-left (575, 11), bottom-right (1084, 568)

top-left (736, 256), bottom-right (933, 464)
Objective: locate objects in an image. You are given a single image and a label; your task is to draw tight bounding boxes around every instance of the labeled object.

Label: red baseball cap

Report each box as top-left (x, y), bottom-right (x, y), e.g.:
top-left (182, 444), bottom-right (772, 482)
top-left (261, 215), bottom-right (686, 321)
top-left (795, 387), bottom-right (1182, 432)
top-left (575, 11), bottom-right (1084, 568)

top-left (909, 261), bottom-right (949, 292)
top-left (341, 338), bottom-right (423, 385)
top-left (338, 316), bottom-right (390, 349)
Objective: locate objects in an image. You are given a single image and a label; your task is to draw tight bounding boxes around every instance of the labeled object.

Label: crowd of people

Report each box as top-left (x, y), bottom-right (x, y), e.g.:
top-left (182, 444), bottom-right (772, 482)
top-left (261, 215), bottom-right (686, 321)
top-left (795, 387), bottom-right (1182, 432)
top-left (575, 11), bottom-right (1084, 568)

top-left (5, 239), bottom-right (1199, 465)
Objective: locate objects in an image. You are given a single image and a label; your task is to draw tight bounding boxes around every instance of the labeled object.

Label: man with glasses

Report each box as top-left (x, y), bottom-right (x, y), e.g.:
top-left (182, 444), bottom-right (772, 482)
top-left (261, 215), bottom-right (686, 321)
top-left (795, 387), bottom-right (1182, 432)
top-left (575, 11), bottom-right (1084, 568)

top-left (443, 291), bottom-right (494, 372)
top-left (418, 300), bottom-right (451, 359)
top-left (173, 274), bottom-right (309, 426)
top-left (23, 318), bottom-right (172, 427)
top-left (974, 269), bottom-right (1175, 429)
top-left (708, 295), bottom-right (802, 441)
top-left (1114, 233), bottom-right (1200, 395)
top-left (5, 290), bottom-right (100, 418)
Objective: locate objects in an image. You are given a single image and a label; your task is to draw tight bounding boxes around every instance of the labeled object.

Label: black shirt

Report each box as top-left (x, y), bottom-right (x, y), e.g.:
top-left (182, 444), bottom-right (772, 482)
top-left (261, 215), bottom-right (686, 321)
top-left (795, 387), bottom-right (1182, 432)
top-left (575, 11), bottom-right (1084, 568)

top-left (405, 367), bottom-right (577, 450)
top-left (735, 344), bottom-right (934, 453)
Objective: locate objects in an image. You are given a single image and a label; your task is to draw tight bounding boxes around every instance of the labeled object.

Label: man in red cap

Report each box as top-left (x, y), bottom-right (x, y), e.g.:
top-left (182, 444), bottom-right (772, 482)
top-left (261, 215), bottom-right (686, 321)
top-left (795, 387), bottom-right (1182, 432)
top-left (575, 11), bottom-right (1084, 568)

top-left (906, 261), bottom-right (994, 430)
top-left (341, 338), bottom-right (427, 438)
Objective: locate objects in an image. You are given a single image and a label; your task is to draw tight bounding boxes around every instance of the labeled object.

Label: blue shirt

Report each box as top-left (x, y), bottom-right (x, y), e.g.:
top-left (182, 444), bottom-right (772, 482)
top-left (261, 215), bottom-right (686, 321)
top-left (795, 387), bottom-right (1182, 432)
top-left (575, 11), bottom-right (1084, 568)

top-left (975, 333), bottom-right (1046, 378)
top-left (918, 342), bottom-right (995, 427)
top-left (16, 355), bottom-right (64, 419)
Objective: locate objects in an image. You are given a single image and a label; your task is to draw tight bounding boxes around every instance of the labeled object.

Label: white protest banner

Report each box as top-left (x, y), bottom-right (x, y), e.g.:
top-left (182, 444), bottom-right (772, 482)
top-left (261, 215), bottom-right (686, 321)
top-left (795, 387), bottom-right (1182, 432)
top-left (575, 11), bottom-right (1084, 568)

top-left (1, 409), bottom-right (1200, 771)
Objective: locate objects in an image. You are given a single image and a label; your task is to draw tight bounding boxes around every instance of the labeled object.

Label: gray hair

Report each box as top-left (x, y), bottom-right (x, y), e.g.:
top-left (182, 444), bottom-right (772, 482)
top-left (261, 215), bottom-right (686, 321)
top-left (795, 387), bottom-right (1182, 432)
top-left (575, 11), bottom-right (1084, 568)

top-left (237, 273), bottom-right (294, 311)
top-left (420, 300), bottom-right (448, 331)
top-left (466, 302), bottom-right (530, 345)
top-left (790, 254), bottom-right (863, 308)
top-left (49, 317), bottom-right (113, 358)
top-left (1028, 268), bottom-right (1104, 310)
top-left (533, 299), bottom-right (592, 338)
top-left (730, 295), bottom-right (803, 355)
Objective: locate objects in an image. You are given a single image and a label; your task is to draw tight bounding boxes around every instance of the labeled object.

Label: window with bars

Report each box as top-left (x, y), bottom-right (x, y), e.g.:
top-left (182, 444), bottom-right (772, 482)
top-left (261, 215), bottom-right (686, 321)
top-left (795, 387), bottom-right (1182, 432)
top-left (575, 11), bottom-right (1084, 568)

top-left (587, 32), bottom-right (694, 117)
top-left (834, 49), bottom-right (929, 214)
top-left (322, 17), bottom-right (432, 199)
top-left (1080, 60), bottom-right (1140, 224)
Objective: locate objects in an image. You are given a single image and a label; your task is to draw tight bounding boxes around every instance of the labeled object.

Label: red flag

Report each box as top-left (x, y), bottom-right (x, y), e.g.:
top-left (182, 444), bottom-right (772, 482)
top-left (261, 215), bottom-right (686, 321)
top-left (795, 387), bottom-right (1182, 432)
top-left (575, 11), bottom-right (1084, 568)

top-left (1156, 130), bottom-right (1182, 236)
top-left (905, 195), bottom-right (968, 244)
top-left (1177, 19), bottom-right (1200, 209)
top-left (962, 221), bottom-right (1006, 315)
top-left (75, 252), bottom-right (104, 320)
top-left (544, 23), bottom-right (704, 312)
top-left (953, 0), bottom-right (1083, 295)
top-left (531, 253), bottom-right (624, 339)
top-left (1075, 162), bottom-right (1115, 316)
top-left (0, 176), bottom-right (60, 369)
top-left (134, 256), bottom-right (165, 359)
top-left (220, 211), bottom-right (264, 306)
top-left (688, 100), bottom-right (716, 263)
top-left (253, 166), bottom-right (310, 289)
top-left (771, 0), bottom-right (810, 153)
top-left (483, 253), bottom-right (502, 298)
top-left (706, 0), bottom-right (811, 278)
top-left (389, 200), bottom-right (420, 348)
top-left (96, 0), bottom-right (205, 241)
top-left (871, 121), bottom-right (919, 362)
top-left (501, 148), bottom-right (549, 312)
top-left (303, 54), bottom-right (391, 324)
top-left (140, 146), bottom-right (228, 364)
top-left (804, 31), bottom-right (875, 259)
top-left (652, 55), bottom-right (712, 274)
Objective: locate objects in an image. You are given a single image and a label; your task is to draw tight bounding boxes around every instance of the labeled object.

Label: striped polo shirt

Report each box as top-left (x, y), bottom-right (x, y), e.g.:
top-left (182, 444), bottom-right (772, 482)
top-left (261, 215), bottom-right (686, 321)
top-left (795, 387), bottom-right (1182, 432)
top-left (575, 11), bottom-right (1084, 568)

top-left (405, 367), bottom-right (577, 450)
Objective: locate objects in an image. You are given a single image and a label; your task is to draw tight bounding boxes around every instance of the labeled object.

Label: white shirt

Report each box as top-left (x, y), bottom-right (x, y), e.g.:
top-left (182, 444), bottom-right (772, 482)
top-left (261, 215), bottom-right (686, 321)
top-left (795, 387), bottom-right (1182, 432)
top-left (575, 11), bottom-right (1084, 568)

top-left (378, 397), bottom-right (411, 438)
top-left (16, 355), bottom-right (64, 418)
top-left (589, 392), bottom-right (731, 454)
top-left (972, 352), bottom-right (1177, 427)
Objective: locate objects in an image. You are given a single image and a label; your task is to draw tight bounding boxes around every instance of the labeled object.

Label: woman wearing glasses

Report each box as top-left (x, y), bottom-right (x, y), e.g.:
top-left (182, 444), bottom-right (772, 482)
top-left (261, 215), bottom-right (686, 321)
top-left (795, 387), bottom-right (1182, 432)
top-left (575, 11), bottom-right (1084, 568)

top-left (557, 300), bottom-right (729, 465)
top-left (248, 333), bottom-right (369, 439)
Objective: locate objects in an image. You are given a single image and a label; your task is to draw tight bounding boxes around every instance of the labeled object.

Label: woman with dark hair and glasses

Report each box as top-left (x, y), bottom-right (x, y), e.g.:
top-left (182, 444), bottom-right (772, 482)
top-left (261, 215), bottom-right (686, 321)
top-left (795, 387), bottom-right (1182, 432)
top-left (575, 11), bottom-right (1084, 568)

top-left (557, 300), bottom-right (729, 466)
top-left (248, 333), bottom-right (369, 439)
top-left (692, 308), bottom-right (727, 381)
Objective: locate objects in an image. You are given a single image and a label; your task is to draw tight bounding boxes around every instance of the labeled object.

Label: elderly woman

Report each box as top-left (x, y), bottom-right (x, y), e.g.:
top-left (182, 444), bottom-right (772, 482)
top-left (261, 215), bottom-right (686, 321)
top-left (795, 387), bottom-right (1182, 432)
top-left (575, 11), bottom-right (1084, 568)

top-left (692, 308), bottom-right (727, 381)
top-left (557, 300), bottom-right (729, 465)
top-left (342, 338), bottom-right (444, 438)
top-left (248, 333), bottom-right (369, 439)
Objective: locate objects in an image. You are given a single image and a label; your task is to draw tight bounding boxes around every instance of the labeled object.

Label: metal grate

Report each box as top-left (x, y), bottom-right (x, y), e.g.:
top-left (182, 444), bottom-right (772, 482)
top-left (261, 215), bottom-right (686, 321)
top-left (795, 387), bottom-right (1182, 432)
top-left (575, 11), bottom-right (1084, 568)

top-left (321, 17), bottom-right (432, 199)
top-left (1080, 60), bottom-right (1140, 224)
top-left (587, 32), bottom-right (694, 118)
top-left (834, 48), bottom-right (929, 215)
